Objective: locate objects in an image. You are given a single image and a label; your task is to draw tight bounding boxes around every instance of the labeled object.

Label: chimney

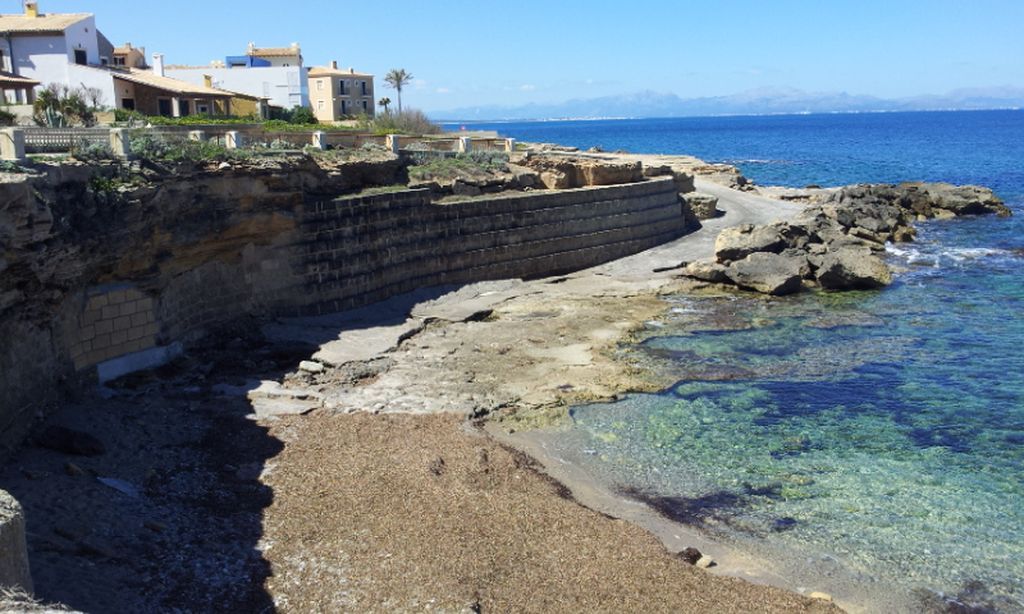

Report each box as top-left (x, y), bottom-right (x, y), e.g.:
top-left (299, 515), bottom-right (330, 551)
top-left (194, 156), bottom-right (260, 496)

top-left (24, 2), bottom-right (39, 18)
top-left (247, 41), bottom-right (256, 55)
top-left (330, 60), bottom-right (338, 70)
top-left (349, 68), bottom-right (354, 74)
top-left (290, 42), bottom-right (299, 50)
top-left (152, 53), bottom-right (165, 77)
top-left (203, 74), bottom-right (213, 88)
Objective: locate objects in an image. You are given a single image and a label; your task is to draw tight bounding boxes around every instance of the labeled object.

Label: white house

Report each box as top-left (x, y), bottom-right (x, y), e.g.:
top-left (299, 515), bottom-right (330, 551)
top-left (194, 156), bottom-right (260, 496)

top-left (166, 43), bottom-right (309, 110)
top-left (0, 2), bottom-right (116, 105)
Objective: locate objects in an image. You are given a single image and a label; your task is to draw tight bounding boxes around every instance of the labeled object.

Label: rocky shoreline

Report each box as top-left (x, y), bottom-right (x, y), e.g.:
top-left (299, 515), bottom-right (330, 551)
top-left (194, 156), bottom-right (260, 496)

top-left (1, 146), bottom-right (1015, 612)
top-left (683, 182), bottom-right (1010, 295)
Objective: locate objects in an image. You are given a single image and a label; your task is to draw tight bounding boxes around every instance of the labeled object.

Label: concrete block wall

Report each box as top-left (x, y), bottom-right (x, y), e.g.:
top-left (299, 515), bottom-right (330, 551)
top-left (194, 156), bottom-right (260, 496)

top-left (298, 177), bottom-right (684, 314)
top-left (66, 286), bottom-right (159, 371)
top-left (56, 178), bottom-right (684, 375)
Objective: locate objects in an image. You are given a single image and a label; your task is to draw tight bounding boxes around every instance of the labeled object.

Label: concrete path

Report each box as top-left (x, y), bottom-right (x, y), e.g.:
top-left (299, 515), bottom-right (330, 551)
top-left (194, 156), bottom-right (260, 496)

top-left (592, 179), bottom-right (804, 280)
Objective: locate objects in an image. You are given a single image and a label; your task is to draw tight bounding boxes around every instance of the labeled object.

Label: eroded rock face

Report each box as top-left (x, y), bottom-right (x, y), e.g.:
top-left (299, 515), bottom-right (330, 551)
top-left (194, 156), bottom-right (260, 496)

top-left (725, 252), bottom-right (805, 296)
top-left (517, 155), bottom-right (644, 189)
top-left (0, 490), bottom-right (32, 594)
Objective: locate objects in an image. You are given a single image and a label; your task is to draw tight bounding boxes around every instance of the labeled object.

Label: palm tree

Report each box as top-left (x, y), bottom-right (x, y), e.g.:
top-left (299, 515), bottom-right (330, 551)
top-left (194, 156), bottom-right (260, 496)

top-left (378, 97), bottom-right (391, 114)
top-left (384, 69), bottom-right (413, 114)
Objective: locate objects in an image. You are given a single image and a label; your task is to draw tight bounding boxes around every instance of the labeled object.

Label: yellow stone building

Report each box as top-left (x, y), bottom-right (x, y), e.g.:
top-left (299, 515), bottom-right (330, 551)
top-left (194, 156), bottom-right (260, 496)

top-left (308, 62), bottom-right (374, 121)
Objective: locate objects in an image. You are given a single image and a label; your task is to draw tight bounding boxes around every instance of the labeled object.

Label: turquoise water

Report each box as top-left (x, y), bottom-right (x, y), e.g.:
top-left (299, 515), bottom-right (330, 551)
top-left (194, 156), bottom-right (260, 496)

top-left (465, 112), bottom-right (1024, 611)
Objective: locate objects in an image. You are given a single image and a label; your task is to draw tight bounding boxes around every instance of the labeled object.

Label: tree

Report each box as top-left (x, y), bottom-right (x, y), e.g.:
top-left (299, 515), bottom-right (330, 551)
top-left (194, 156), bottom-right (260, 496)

top-left (378, 96), bottom-right (391, 114)
top-left (384, 69), bottom-right (413, 114)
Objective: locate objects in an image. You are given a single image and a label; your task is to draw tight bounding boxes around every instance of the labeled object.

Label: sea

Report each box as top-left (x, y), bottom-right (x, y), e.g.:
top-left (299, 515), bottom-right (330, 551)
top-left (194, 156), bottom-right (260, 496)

top-left (449, 111), bottom-right (1024, 612)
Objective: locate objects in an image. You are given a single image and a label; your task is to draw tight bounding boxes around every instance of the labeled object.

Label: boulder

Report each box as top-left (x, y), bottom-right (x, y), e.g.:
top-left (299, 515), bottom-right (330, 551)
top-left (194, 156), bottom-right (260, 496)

top-left (714, 224), bottom-right (788, 263)
top-left (683, 259), bottom-right (731, 283)
top-left (814, 247), bottom-right (892, 290)
top-left (725, 252), bottom-right (805, 296)
top-left (684, 192), bottom-right (720, 220)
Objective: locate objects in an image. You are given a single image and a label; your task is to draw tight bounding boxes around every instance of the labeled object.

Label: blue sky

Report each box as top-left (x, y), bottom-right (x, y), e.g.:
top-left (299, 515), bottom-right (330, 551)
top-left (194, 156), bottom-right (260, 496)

top-left (10, 0), bottom-right (1024, 112)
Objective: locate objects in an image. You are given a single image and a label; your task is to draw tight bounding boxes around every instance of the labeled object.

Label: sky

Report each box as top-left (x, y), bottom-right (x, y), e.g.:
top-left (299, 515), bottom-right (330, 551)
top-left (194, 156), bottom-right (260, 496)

top-left (8, 0), bottom-right (1024, 113)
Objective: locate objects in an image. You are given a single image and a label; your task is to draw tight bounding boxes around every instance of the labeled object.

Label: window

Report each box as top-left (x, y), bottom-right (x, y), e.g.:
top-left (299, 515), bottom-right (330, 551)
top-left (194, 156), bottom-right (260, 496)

top-left (179, 100), bottom-right (190, 116)
top-left (100, 57), bottom-right (109, 66)
top-left (73, 49), bottom-right (87, 65)
top-left (339, 80), bottom-right (346, 95)
top-left (0, 50), bottom-right (6, 72)
top-left (158, 99), bottom-right (172, 117)
top-left (361, 81), bottom-right (367, 96)
top-left (362, 100), bottom-right (367, 111)
top-left (316, 79), bottom-right (323, 91)
top-left (317, 100), bottom-right (324, 110)
top-left (121, 98), bottom-right (135, 110)
top-left (341, 100), bottom-right (347, 115)
top-left (113, 56), bottom-right (125, 67)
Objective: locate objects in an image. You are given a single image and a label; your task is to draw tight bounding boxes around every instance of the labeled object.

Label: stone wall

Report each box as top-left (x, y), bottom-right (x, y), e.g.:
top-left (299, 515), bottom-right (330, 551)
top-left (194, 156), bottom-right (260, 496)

top-left (301, 179), bottom-right (683, 314)
top-left (0, 157), bottom-right (688, 455)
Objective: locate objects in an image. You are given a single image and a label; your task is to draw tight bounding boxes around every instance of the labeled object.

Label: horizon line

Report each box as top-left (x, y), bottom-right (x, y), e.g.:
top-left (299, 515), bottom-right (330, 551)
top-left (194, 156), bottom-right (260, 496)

top-left (433, 106), bottom-right (1024, 124)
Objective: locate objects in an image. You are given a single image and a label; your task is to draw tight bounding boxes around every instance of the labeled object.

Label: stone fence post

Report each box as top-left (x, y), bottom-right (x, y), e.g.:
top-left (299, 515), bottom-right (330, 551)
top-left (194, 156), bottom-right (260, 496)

top-left (225, 131), bottom-right (241, 149)
top-left (1, 128), bottom-right (26, 162)
top-left (457, 137), bottom-right (472, 154)
top-left (311, 131), bottom-right (327, 150)
top-left (109, 128), bottom-right (132, 159)
top-left (504, 138), bottom-right (516, 153)
top-left (385, 134), bottom-right (400, 154)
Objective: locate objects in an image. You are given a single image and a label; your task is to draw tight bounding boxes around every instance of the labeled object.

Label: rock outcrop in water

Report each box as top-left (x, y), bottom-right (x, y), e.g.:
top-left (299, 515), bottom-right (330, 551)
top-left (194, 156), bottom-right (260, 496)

top-left (684, 182), bottom-right (1010, 295)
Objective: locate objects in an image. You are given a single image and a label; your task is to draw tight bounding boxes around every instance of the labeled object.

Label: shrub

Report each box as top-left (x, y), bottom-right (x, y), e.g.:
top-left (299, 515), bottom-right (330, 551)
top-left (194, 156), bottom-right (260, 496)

top-left (0, 160), bottom-right (31, 174)
top-left (369, 108), bottom-right (441, 136)
top-left (288, 106), bottom-right (317, 125)
top-left (33, 83), bottom-right (99, 127)
top-left (127, 131), bottom-right (247, 163)
top-left (70, 139), bottom-right (114, 161)
top-left (408, 151), bottom-right (509, 181)
top-left (0, 107), bottom-right (15, 126)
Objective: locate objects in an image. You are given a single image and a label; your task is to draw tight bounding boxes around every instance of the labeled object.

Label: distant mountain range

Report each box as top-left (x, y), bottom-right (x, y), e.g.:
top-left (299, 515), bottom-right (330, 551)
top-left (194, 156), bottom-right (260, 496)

top-left (433, 86), bottom-right (1024, 121)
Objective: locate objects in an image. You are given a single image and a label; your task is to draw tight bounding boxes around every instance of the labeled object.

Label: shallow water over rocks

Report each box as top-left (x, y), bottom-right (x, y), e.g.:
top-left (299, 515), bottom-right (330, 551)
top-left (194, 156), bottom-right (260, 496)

top-left (547, 217), bottom-right (1024, 612)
